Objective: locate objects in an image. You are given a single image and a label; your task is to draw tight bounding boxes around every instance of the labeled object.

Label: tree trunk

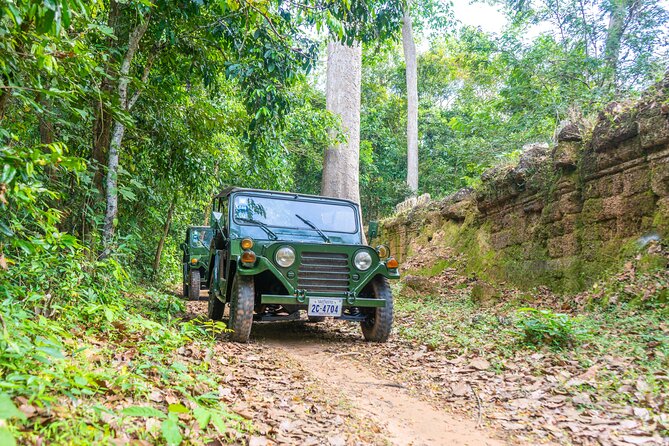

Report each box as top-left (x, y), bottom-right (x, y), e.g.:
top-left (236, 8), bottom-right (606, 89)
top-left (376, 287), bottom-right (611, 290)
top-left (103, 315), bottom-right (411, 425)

top-left (38, 95), bottom-right (54, 145)
top-left (102, 121), bottom-right (124, 248)
top-left (0, 89), bottom-right (9, 123)
top-left (153, 198), bottom-right (176, 275)
top-left (402, 6), bottom-right (419, 194)
top-left (92, 89), bottom-right (114, 188)
top-left (92, 0), bottom-right (122, 189)
top-left (101, 18), bottom-right (150, 250)
top-left (321, 41), bottom-right (362, 204)
top-left (603, 0), bottom-right (630, 89)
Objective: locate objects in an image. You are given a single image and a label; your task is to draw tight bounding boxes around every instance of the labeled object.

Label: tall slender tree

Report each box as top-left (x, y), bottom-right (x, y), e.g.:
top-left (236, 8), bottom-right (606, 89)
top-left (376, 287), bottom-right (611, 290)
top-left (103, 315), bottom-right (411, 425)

top-left (402, 1), bottom-right (419, 194)
top-left (102, 12), bottom-right (152, 249)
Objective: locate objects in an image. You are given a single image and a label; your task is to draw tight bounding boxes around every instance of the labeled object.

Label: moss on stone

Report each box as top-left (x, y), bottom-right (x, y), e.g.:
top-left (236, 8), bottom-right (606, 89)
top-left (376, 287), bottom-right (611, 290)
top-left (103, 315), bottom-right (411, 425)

top-left (379, 85), bottom-right (668, 295)
top-left (410, 259), bottom-right (453, 277)
top-left (637, 252), bottom-right (668, 273)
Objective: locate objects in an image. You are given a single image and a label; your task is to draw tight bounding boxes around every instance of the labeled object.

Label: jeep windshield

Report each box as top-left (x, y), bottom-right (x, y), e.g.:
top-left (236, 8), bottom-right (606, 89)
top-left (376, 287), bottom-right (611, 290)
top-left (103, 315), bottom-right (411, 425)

top-left (232, 194), bottom-right (359, 238)
top-left (190, 229), bottom-right (213, 248)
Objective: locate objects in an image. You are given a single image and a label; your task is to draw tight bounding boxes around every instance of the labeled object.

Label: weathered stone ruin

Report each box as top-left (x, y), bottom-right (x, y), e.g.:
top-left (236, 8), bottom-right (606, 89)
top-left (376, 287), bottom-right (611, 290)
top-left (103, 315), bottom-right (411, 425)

top-left (378, 75), bottom-right (669, 292)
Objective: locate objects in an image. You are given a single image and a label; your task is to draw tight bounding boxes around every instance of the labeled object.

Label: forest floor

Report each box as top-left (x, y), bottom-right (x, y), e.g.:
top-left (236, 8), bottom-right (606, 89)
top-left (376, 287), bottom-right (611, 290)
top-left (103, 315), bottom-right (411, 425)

top-left (181, 268), bottom-right (668, 446)
top-left (177, 240), bottom-right (668, 446)
top-left (183, 300), bottom-right (504, 446)
top-left (5, 245), bottom-right (667, 445)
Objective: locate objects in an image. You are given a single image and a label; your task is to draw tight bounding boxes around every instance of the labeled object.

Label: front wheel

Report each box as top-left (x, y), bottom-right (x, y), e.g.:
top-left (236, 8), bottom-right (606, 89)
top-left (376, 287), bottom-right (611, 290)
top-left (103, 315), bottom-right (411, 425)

top-left (188, 269), bottom-right (201, 300)
top-left (208, 291), bottom-right (225, 321)
top-left (182, 265), bottom-right (189, 298)
top-left (361, 276), bottom-right (394, 342)
top-left (228, 275), bottom-right (255, 343)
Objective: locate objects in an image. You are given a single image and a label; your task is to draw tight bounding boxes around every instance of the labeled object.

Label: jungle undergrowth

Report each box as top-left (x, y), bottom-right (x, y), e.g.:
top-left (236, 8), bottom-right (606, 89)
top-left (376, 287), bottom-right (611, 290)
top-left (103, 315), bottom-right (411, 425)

top-left (393, 253), bottom-right (669, 412)
top-left (0, 280), bottom-right (249, 445)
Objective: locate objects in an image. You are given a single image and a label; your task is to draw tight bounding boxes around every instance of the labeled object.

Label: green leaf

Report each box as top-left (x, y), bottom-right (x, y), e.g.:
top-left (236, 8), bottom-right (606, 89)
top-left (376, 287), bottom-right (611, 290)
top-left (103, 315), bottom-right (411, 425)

top-left (118, 187), bottom-right (137, 201)
top-left (61, 0), bottom-right (71, 28)
top-left (167, 403), bottom-right (189, 414)
top-left (0, 221), bottom-right (13, 237)
top-left (161, 416), bottom-right (182, 446)
top-left (36, 8), bottom-right (56, 34)
top-left (210, 413), bottom-right (226, 434)
top-left (1, 165), bottom-right (16, 183)
top-left (0, 427), bottom-right (16, 446)
top-left (121, 406), bottom-right (166, 418)
top-left (192, 406), bottom-right (211, 429)
top-left (0, 395), bottom-right (26, 421)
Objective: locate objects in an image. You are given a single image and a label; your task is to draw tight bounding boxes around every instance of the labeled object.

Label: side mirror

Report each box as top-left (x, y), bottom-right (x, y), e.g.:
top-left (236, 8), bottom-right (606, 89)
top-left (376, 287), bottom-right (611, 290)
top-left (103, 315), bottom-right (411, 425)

top-left (212, 211), bottom-right (222, 223)
top-left (179, 242), bottom-right (186, 251)
top-left (368, 221), bottom-right (379, 239)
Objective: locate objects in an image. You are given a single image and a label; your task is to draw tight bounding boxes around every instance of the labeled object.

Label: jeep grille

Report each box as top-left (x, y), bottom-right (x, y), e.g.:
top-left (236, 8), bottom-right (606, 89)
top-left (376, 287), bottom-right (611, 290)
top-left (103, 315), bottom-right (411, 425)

top-left (298, 252), bottom-right (350, 293)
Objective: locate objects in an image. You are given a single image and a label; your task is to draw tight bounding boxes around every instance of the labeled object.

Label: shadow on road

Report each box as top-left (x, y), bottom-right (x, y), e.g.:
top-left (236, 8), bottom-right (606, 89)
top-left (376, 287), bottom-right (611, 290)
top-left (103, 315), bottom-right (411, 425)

top-left (250, 319), bottom-right (364, 346)
top-left (185, 300), bottom-right (366, 346)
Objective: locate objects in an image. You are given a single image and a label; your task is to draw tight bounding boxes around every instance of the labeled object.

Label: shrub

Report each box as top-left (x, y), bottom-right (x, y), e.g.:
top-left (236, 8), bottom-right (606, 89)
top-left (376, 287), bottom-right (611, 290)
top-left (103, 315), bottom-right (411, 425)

top-left (514, 308), bottom-right (589, 348)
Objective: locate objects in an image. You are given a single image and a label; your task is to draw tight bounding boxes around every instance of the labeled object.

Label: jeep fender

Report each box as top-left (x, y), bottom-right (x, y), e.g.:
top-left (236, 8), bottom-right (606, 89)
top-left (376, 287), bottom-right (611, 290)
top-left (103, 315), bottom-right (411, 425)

top-left (235, 256), bottom-right (296, 294)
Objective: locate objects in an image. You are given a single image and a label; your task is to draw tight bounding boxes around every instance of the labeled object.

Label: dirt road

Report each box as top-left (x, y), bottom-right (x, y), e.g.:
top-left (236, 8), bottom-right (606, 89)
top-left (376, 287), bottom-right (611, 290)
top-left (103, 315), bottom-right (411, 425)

top-left (188, 301), bottom-right (505, 446)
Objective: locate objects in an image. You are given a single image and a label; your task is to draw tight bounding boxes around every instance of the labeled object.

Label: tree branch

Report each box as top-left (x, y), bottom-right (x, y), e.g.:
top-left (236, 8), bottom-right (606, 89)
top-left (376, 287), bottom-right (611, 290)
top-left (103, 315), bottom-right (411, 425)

top-left (128, 49), bottom-right (159, 111)
top-left (241, 0), bottom-right (286, 41)
top-left (119, 16), bottom-right (151, 109)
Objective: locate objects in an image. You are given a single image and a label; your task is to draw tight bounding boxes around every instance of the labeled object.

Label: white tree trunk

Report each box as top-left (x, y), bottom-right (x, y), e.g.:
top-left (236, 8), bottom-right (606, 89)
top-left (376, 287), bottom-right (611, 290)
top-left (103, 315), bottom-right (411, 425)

top-left (321, 41), bottom-right (362, 204)
top-left (102, 121), bottom-right (125, 247)
top-left (402, 7), bottom-right (419, 193)
top-left (102, 18), bottom-right (150, 250)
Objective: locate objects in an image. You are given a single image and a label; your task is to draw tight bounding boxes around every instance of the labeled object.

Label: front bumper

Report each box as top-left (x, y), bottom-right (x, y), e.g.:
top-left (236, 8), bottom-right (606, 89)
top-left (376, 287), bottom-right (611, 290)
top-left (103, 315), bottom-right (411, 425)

top-left (260, 293), bottom-right (386, 308)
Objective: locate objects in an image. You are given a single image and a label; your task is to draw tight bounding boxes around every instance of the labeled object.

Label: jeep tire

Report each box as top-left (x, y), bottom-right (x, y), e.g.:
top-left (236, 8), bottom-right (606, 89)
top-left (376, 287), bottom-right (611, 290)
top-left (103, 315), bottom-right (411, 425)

top-left (182, 265), bottom-right (189, 298)
top-left (207, 291), bottom-right (224, 321)
top-left (361, 276), bottom-right (393, 342)
top-left (228, 274), bottom-right (255, 343)
top-left (188, 269), bottom-right (201, 301)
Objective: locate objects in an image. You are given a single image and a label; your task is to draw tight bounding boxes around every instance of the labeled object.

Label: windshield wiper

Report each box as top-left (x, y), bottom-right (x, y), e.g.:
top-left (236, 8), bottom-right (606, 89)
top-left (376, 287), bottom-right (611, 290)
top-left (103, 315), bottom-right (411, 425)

top-left (295, 214), bottom-right (331, 243)
top-left (237, 217), bottom-right (278, 240)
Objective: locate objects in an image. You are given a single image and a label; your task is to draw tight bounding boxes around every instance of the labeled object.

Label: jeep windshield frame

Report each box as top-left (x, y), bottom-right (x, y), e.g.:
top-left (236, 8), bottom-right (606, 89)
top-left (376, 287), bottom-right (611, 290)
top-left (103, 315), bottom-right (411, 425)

top-left (230, 192), bottom-right (362, 242)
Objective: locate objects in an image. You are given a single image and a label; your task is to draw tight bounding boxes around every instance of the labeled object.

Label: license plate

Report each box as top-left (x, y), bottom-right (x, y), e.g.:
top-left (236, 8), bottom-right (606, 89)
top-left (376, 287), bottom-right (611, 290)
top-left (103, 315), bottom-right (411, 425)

top-left (307, 298), bottom-right (343, 317)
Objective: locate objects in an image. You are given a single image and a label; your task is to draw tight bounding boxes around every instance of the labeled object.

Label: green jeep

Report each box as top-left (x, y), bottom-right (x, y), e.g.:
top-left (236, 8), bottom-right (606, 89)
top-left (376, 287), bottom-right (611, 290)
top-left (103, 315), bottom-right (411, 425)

top-left (206, 187), bottom-right (400, 343)
top-left (181, 226), bottom-right (214, 300)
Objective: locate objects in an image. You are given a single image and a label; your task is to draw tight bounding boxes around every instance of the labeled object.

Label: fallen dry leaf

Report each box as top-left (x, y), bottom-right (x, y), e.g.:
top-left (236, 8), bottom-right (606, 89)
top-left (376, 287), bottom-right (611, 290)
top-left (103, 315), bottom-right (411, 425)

top-left (147, 390), bottom-right (163, 402)
top-left (328, 434), bottom-right (346, 446)
top-left (621, 435), bottom-right (656, 445)
top-left (451, 382), bottom-right (469, 397)
top-left (248, 436), bottom-right (269, 446)
top-left (633, 407), bottom-right (651, 421)
top-left (572, 393), bottom-right (592, 406)
top-left (469, 357), bottom-right (490, 371)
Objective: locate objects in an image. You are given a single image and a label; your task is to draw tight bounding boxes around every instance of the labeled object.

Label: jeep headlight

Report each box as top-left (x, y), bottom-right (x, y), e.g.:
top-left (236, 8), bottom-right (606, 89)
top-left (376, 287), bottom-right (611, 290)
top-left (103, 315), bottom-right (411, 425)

top-left (353, 250), bottom-right (373, 271)
top-left (376, 245), bottom-right (390, 259)
top-left (275, 246), bottom-right (296, 268)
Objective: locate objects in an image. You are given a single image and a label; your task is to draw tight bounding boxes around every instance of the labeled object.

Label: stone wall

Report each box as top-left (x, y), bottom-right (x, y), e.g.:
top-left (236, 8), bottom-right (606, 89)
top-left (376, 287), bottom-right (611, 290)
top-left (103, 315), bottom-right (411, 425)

top-left (378, 77), bottom-right (669, 292)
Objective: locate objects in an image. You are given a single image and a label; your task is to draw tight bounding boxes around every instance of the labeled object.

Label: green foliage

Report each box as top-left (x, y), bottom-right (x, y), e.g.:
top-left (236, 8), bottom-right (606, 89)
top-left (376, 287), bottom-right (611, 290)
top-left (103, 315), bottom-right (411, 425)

top-left (500, 0), bottom-right (669, 93)
top-left (394, 290), bottom-right (517, 355)
top-left (0, 394), bottom-right (25, 420)
top-left (514, 308), bottom-right (589, 348)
